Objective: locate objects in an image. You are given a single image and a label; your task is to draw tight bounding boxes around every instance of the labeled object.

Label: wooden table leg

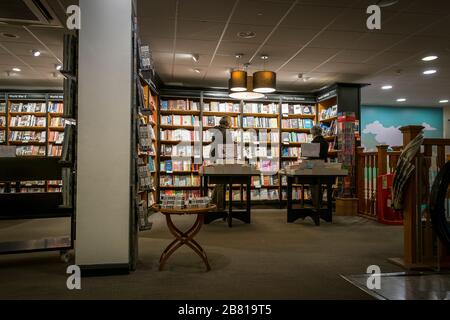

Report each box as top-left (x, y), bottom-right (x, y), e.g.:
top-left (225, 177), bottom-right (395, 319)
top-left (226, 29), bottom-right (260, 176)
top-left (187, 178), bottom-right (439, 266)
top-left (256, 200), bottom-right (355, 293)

top-left (228, 182), bottom-right (233, 228)
top-left (287, 176), bottom-right (293, 223)
top-left (246, 179), bottom-right (251, 224)
top-left (160, 214), bottom-right (211, 271)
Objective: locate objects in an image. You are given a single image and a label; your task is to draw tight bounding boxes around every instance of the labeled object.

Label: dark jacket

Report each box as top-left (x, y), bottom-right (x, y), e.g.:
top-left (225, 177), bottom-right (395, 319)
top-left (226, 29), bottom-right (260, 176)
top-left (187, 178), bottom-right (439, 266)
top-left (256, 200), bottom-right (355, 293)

top-left (210, 125), bottom-right (233, 159)
top-left (311, 135), bottom-right (329, 160)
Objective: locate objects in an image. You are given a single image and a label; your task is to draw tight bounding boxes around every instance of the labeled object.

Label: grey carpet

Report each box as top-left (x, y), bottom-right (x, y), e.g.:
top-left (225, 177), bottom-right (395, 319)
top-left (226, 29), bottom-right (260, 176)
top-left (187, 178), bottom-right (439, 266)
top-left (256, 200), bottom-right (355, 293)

top-left (0, 210), bottom-right (404, 299)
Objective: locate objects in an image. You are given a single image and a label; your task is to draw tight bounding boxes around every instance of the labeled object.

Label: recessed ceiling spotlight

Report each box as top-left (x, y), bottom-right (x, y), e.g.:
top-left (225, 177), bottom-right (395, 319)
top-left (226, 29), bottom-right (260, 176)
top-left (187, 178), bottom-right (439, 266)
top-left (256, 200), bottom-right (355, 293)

top-left (422, 55), bottom-right (438, 62)
top-left (194, 68), bottom-right (201, 73)
top-left (12, 67), bottom-right (21, 72)
top-left (55, 64), bottom-right (62, 71)
top-left (191, 54), bottom-right (199, 62)
top-left (32, 49), bottom-right (41, 57)
top-left (237, 31), bottom-right (256, 39)
top-left (423, 69), bottom-right (437, 75)
top-left (1, 32), bottom-right (19, 39)
top-left (439, 99), bottom-right (449, 104)
top-left (381, 85), bottom-right (393, 90)
top-left (397, 98), bottom-right (406, 102)
top-left (376, 0), bottom-right (399, 7)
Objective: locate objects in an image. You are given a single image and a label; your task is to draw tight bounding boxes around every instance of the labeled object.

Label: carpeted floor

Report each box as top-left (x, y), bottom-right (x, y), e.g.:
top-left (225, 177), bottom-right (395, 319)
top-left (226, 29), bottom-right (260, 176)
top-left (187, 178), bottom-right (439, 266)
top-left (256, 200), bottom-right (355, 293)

top-left (0, 210), bottom-right (404, 299)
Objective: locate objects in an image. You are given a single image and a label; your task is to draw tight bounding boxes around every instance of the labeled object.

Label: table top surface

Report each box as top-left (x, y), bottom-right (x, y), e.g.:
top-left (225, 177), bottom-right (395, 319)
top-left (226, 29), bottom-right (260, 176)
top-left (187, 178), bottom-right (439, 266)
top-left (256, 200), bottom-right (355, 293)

top-left (279, 169), bottom-right (348, 177)
top-left (152, 204), bottom-right (217, 215)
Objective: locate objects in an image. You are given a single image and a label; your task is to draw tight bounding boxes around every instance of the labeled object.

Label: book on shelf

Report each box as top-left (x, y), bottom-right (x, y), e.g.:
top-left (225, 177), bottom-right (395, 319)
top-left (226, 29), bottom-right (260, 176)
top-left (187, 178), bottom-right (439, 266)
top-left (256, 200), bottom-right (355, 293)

top-left (203, 101), bottom-right (240, 113)
top-left (138, 161), bottom-right (155, 191)
top-left (9, 102), bottom-right (46, 113)
top-left (48, 102), bottom-right (64, 113)
top-left (9, 131), bottom-right (46, 143)
top-left (0, 102), bottom-right (6, 113)
top-left (320, 105), bottom-right (338, 120)
top-left (203, 115), bottom-right (240, 127)
top-left (243, 103), bottom-right (278, 114)
top-left (50, 117), bottom-right (64, 128)
top-left (242, 117), bottom-right (277, 128)
top-left (147, 157), bottom-right (155, 172)
top-left (281, 146), bottom-right (301, 157)
top-left (320, 120), bottom-right (337, 136)
top-left (160, 99), bottom-right (200, 111)
top-left (0, 116), bottom-right (5, 126)
top-left (282, 132), bottom-right (312, 143)
top-left (10, 115), bottom-right (47, 127)
top-left (16, 145), bottom-right (46, 156)
top-left (282, 118), bottom-right (316, 129)
top-left (0, 131), bottom-right (5, 143)
top-left (161, 129), bottom-right (200, 142)
top-left (161, 115), bottom-right (199, 126)
top-left (160, 190), bottom-right (201, 200)
top-left (48, 144), bottom-right (63, 157)
top-left (160, 174), bottom-right (200, 187)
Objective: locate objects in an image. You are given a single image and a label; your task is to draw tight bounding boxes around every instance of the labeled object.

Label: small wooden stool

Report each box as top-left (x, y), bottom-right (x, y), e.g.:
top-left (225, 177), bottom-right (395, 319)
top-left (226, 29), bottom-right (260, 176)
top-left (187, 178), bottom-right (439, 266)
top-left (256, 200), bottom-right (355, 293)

top-left (152, 204), bottom-right (216, 271)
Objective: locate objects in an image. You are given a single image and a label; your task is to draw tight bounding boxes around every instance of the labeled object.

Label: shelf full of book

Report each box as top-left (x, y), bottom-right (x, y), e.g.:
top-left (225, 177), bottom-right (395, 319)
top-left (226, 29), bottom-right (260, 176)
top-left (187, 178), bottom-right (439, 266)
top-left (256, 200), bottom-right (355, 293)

top-left (136, 77), bottom-right (158, 214)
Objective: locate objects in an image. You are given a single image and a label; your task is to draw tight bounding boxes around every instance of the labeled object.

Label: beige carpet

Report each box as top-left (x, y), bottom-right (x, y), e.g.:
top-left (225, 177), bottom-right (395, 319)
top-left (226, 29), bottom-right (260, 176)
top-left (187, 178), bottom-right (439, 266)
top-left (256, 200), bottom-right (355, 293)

top-left (0, 210), bottom-right (404, 299)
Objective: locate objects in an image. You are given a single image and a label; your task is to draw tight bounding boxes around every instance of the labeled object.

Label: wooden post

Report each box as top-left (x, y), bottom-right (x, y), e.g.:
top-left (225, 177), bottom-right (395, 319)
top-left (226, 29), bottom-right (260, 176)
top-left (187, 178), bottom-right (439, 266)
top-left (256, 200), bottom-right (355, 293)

top-left (376, 145), bottom-right (389, 176)
top-left (399, 125), bottom-right (424, 267)
top-left (356, 147), bottom-right (365, 215)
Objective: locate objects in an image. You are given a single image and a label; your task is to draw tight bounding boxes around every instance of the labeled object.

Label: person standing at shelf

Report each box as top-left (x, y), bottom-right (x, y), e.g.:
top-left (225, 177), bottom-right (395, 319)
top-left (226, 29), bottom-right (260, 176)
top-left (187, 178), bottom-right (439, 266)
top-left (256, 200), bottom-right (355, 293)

top-left (310, 125), bottom-right (329, 161)
top-left (210, 116), bottom-right (234, 211)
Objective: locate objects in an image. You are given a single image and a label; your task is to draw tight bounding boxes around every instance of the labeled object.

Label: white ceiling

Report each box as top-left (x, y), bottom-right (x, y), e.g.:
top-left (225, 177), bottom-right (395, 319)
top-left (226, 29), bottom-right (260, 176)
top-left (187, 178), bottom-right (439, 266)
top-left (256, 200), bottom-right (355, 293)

top-left (0, 0), bottom-right (449, 107)
top-left (138, 0), bottom-right (450, 106)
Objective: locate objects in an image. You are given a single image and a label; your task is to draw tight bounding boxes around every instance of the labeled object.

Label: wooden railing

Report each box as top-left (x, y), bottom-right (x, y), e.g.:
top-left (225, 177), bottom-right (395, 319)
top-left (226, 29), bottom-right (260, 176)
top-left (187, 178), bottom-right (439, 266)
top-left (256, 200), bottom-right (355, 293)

top-left (356, 145), bottom-right (401, 220)
top-left (354, 125), bottom-right (450, 269)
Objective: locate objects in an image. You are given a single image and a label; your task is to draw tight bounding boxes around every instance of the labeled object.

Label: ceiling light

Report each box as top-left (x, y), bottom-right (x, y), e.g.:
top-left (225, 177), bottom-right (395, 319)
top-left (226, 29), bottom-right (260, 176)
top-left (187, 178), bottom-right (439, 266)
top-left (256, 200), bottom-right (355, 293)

top-left (439, 99), bottom-right (449, 104)
top-left (376, 0), bottom-right (399, 7)
top-left (12, 68), bottom-right (21, 72)
top-left (229, 70), bottom-right (247, 92)
top-left (192, 54), bottom-right (199, 62)
top-left (32, 50), bottom-right (41, 57)
top-left (397, 98), bottom-right (406, 102)
top-left (422, 55), bottom-right (438, 62)
top-left (252, 55), bottom-right (276, 93)
top-left (381, 85), bottom-right (393, 90)
top-left (237, 31), bottom-right (256, 39)
top-left (423, 69), bottom-right (437, 75)
top-left (230, 76), bottom-right (264, 100)
top-left (194, 68), bottom-right (201, 73)
top-left (55, 64), bottom-right (62, 71)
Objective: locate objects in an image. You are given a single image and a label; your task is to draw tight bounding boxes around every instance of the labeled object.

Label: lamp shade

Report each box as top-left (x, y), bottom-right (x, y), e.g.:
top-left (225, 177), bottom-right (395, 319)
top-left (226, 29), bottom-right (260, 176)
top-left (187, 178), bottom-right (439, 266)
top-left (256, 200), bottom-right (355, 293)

top-left (253, 71), bottom-right (276, 93)
top-left (229, 76), bottom-right (264, 100)
top-left (229, 70), bottom-right (247, 92)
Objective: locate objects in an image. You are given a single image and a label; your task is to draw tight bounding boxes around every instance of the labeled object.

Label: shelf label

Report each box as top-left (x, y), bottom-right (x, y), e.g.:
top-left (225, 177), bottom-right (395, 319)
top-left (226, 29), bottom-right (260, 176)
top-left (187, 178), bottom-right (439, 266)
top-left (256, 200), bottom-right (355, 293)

top-left (8, 93), bottom-right (46, 100)
top-left (49, 94), bottom-right (64, 100)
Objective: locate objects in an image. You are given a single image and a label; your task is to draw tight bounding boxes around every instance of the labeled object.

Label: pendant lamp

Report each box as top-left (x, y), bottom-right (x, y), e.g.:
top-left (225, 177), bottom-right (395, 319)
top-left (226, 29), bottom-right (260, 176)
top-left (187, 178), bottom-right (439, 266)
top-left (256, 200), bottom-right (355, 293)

top-left (229, 76), bottom-right (264, 100)
top-left (229, 70), bottom-right (247, 92)
top-left (253, 54), bottom-right (276, 93)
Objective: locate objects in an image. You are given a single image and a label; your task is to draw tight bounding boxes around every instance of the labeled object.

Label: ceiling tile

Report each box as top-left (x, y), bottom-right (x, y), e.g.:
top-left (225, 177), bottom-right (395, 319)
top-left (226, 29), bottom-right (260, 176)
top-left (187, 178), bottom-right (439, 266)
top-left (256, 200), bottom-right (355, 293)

top-left (231, 0), bottom-right (293, 26)
top-left (177, 20), bottom-right (224, 41)
top-left (223, 23), bottom-right (273, 44)
top-left (177, 0), bottom-right (236, 22)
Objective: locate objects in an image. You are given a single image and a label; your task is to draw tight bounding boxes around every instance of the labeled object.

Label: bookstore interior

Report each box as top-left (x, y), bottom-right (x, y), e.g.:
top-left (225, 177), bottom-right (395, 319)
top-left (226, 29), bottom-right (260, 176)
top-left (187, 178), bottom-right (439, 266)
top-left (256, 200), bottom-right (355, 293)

top-left (1, 0), bottom-right (450, 301)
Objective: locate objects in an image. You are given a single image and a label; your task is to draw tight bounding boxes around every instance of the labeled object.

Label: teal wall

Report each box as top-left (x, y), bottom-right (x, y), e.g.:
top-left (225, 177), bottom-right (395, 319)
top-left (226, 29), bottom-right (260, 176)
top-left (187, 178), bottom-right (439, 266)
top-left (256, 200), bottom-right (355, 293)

top-left (361, 105), bottom-right (443, 151)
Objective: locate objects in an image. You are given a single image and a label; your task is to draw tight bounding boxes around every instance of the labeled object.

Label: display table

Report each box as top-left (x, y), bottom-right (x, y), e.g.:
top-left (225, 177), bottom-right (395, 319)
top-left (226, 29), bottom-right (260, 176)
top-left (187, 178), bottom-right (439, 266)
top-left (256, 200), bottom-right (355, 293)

top-left (152, 204), bottom-right (216, 271)
top-left (199, 167), bottom-right (260, 228)
top-left (280, 169), bottom-right (347, 226)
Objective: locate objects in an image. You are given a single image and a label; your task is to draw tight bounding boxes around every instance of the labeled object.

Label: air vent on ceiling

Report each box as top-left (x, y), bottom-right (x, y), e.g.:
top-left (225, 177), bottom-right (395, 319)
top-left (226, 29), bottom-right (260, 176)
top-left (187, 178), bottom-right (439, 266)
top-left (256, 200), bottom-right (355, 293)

top-left (0, 0), bottom-right (62, 27)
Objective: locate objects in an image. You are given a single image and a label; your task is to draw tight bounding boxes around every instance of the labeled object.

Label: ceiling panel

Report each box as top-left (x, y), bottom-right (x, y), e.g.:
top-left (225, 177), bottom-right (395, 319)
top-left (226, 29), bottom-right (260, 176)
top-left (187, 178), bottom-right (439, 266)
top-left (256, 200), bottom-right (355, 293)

top-left (177, 0), bottom-right (236, 22)
top-left (331, 49), bottom-right (375, 64)
top-left (223, 23), bottom-right (273, 44)
top-left (307, 30), bottom-right (366, 49)
top-left (176, 20), bottom-right (224, 41)
top-left (230, 0), bottom-right (292, 26)
top-left (138, 0), bottom-right (177, 19)
top-left (264, 27), bottom-right (318, 48)
top-left (140, 18), bottom-right (174, 39)
top-left (281, 5), bottom-right (344, 30)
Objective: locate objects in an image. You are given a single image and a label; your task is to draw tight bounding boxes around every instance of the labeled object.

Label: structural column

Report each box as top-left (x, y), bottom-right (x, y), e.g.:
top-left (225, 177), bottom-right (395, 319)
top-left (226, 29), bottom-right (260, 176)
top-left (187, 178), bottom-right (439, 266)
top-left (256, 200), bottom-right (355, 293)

top-left (76, 0), bottom-right (133, 273)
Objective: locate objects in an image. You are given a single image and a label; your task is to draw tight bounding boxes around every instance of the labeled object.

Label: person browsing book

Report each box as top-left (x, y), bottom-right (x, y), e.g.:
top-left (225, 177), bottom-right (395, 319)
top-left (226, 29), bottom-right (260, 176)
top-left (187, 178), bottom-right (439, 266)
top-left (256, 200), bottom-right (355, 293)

top-left (210, 116), bottom-right (234, 211)
top-left (310, 125), bottom-right (328, 161)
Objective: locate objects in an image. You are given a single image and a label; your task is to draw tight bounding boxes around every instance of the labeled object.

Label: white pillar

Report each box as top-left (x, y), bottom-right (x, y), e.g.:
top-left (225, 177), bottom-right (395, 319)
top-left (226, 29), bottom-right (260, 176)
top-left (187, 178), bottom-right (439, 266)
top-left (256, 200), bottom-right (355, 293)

top-left (443, 106), bottom-right (450, 139)
top-left (76, 0), bottom-right (133, 271)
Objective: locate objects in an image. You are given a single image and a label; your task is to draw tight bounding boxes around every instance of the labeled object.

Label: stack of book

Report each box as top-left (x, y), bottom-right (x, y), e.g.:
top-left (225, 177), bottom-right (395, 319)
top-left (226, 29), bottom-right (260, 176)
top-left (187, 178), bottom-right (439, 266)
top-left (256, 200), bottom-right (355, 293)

top-left (16, 146), bottom-right (46, 156)
top-left (282, 132), bottom-right (312, 143)
top-left (160, 129), bottom-right (200, 142)
top-left (161, 115), bottom-right (199, 126)
top-left (9, 131), bottom-right (46, 143)
top-left (48, 132), bottom-right (64, 144)
top-left (320, 105), bottom-right (338, 120)
top-left (281, 146), bottom-right (301, 157)
top-left (48, 102), bottom-right (64, 113)
top-left (50, 117), bottom-right (64, 128)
